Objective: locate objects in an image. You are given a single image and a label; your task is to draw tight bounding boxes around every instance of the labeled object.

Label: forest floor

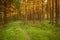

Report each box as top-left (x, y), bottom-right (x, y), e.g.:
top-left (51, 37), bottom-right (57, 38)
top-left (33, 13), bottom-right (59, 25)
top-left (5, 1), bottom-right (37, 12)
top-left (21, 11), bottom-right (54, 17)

top-left (0, 20), bottom-right (60, 40)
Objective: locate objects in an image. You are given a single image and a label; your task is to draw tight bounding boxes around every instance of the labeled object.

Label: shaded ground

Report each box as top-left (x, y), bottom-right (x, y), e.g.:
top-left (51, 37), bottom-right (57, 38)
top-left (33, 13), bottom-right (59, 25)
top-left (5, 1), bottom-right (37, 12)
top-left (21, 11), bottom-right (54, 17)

top-left (0, 20), bottom-right (60, 40)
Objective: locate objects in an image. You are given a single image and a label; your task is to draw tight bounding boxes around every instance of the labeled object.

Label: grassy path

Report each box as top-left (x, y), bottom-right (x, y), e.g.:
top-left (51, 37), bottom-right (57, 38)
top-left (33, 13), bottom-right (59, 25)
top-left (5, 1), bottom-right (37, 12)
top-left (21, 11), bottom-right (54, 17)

top-left (0, 21), bottom-right (60, 40)
top-left (9, 21), bottom-right (32, 40)
top-left (19, 28), bottom-right (31, 40)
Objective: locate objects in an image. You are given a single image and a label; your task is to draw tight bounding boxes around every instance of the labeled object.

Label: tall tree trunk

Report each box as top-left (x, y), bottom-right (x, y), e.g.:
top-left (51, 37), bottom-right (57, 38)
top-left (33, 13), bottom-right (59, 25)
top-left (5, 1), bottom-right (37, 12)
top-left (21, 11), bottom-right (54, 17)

top-left (3, 1), bottom-right (7, 24)
top-left (33, 1), bottom-right (35, 23)
top-left (46, 0), bottom-right (49, 20)
top-left (51, 0), bottom-right (54, 25)
top-left (55, 0), bottom-right (59, 26)
top-left (24, 0), bottom-right (28, 24)
top-left (49, 0), bottom-right (54, 25)
top-left (42, 0), bottom-right (44, 21)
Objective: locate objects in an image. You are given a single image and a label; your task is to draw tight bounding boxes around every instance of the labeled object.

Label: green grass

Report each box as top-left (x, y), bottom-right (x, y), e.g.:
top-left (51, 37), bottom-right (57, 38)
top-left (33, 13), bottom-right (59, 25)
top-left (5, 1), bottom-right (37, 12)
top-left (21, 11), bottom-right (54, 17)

top-left (0, 21), bottom-right (27, 40)
top-left (0, 20), bottom-right (60, 40)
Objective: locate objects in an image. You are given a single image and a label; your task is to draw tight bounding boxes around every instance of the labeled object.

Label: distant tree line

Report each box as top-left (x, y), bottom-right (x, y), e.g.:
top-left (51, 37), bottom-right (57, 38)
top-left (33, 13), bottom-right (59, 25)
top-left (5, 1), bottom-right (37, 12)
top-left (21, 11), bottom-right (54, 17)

top-left (0, 0), bottom-right (60, 26)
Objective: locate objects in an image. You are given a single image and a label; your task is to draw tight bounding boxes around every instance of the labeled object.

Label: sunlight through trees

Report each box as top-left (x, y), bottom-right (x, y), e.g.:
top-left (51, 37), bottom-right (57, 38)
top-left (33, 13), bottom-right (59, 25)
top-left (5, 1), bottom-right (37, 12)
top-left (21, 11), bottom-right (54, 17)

top-left (0, 0), bottom-right (60, 26)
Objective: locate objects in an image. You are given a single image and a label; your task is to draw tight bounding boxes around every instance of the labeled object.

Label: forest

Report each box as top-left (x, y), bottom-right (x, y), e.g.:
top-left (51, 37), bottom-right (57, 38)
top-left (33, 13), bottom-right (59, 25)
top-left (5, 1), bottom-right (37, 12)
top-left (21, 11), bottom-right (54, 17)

top-left (0, 0), bottom-right (60, 40)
